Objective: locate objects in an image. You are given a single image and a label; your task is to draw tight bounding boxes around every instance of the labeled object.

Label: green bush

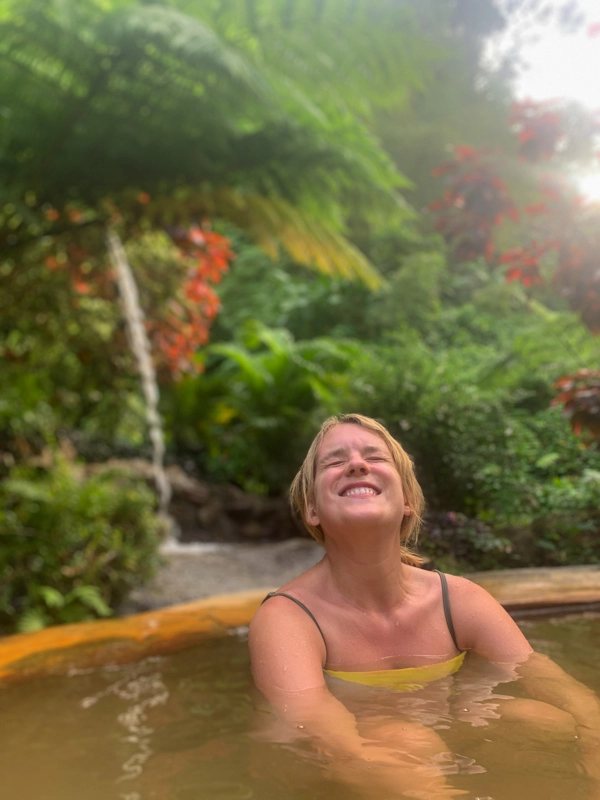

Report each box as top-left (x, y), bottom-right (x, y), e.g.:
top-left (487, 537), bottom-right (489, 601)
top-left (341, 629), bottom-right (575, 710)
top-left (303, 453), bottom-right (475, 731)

top-left (525, 470), bottom-right (600, 567)
top-left (346, 329), bottom-right (600, 568)
top-left (419, 512), bottom-right (515, 573)
top-left (164, 321), bottom-right (359, 494)
top-left (0, 458), bottom-right (164, 634)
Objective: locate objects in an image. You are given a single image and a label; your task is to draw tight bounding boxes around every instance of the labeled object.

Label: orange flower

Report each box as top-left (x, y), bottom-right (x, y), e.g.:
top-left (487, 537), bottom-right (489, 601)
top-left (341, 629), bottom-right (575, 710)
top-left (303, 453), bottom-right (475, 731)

top-left (72, 279), bottom-right (91, 295)
top-left (44, 255), bottom-right (61, 270)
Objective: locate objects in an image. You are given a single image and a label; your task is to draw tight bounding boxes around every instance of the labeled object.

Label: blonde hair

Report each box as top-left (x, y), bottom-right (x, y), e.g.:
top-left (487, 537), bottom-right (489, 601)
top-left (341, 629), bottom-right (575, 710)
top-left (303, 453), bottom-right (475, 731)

top-left (290, 414), bottom-right (425, 566)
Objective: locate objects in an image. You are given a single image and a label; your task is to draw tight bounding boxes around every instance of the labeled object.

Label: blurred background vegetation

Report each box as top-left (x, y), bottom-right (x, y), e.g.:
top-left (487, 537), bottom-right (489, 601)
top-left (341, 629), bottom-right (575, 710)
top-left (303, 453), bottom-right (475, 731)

top-left (3, 0), bottom-right (600, 632)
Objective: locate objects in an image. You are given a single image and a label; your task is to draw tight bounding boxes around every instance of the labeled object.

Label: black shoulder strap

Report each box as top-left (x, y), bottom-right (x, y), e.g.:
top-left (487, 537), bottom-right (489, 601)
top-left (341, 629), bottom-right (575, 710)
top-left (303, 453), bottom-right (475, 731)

top-left (261, 592), bottom-right (327, 648)
top-left (434, 570), bottom-right (461, 652)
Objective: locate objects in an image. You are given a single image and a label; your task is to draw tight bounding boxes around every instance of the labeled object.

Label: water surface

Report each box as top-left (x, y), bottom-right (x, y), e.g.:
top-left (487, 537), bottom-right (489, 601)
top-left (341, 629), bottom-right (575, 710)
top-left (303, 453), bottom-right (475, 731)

top-left (1, 613), bottom-right (599, 800)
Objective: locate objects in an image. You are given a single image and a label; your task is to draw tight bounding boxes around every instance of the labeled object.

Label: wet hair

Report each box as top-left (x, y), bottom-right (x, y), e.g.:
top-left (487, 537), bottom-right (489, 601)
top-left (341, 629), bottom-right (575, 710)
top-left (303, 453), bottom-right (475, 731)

top-left (289, 414), bottom-right (425, 566)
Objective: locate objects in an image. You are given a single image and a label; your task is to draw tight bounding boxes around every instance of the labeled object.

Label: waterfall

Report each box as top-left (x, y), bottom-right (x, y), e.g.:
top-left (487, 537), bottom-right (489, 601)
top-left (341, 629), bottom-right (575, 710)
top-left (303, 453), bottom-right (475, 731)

top-left (106, 228), bottom-right (173, 526)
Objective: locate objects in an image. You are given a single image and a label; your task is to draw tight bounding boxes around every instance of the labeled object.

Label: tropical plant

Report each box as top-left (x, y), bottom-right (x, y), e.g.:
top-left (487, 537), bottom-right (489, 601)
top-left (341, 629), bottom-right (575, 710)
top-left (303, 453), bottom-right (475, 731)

top-left (0, 0), bottom-right (443, 463)
top-left (0, 456), bottom-right (164, 633)
top-left (347, 294), bottom-right (600, 514)
top-left (164, 320), bottom-right (360, 493)
top-left (0, 0), bottom-right (437, 283)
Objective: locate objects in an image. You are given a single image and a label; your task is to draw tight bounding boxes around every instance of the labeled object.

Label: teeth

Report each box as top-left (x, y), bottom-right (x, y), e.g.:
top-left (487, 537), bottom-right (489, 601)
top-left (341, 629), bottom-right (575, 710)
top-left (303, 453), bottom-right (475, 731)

top-left (343, 487), bottom-right (377, 497)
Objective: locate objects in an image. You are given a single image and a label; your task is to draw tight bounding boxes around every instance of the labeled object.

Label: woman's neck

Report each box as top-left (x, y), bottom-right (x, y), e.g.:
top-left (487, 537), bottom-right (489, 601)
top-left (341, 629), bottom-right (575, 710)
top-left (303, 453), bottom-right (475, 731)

top-left (321, 533), bottom-right (410, 612)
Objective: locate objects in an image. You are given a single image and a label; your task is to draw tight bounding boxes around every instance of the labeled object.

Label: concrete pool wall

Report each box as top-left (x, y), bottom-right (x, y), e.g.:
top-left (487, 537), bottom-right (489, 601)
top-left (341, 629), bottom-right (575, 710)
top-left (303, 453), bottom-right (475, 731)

top-left (1, 565), bottom-right (599, 683)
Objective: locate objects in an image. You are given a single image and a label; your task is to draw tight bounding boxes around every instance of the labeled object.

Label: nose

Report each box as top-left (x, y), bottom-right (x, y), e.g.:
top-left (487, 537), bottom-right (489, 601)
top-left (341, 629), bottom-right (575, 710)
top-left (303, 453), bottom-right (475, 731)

top-left (346, 453), bottom-right (369, 475)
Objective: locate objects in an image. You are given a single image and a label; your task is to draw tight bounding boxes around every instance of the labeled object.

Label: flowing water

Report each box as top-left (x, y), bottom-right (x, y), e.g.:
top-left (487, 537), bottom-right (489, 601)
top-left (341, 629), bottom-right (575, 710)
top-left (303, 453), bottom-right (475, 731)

top-left (106, 228), bottom-right (171, 520)
top-left (2, 613), bottom-right (599, 800)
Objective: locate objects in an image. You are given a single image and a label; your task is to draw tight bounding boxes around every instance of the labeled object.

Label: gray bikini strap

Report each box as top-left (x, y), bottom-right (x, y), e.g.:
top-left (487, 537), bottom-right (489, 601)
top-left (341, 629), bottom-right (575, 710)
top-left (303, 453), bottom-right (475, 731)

top-left (261, 592), bottom-right (327, 647)
top-left (434, 569), bottom-right (461, 651)
top-left (263, 573), bottom-right (462, 654)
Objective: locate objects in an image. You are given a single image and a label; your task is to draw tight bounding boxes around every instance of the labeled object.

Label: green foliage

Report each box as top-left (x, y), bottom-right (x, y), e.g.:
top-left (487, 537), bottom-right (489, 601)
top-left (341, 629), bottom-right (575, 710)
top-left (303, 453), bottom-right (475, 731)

top-left (364, 250), bottom-right (445, 337)
top-left (2, 0), bottom-right (599, 580)
top-left (340, 287), bottom-right (600, 568)
top-left (418, 512), bottom-right (515, 574)
top-left (0, 232), bottom-right (184, 455)
top-left (212, 226), bottom-right (447, 342)
top-left (350, 316), bottom-right (600, 509)
top-left (164, 321), bottom-right (359, 493)
top-left (179, 0), bottom-right (439, 137)
top-left (0, 457), bottom-right (164, 633)
top-left (527, 470), bottom-right (600, 566)
top-left (211, 232), bottom-right (357, 342)
top-left (203, 228), bottom-right (600, 570)
top-left (0, 0), bottom-right (433, 283)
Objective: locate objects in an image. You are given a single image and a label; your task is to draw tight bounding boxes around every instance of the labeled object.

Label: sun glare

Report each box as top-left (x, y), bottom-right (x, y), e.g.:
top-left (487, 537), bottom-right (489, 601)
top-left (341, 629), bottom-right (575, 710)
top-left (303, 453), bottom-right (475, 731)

top-left (577, 172), bottom-right (600, 202)
top-left (487, 1), bottom-right (600, 112)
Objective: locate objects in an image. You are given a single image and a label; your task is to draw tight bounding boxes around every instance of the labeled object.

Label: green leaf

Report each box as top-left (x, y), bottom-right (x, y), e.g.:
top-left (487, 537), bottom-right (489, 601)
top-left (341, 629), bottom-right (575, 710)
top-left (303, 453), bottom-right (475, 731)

top-left (16, 608), bottom-right (48, 633)
top-left (535, 453), bottom-right (560, 470)
top-left (2, 479), bottom-right (53, 504)
top-left (67, 585), bottom-right (112, 617)
top-left (37, 585), bottom-right (65, 609)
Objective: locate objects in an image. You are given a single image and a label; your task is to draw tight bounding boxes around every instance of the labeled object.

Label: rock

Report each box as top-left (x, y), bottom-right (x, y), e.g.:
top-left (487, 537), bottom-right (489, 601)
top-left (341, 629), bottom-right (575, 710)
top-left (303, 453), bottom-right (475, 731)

top-left (85, 457), bottom-right (305, 543)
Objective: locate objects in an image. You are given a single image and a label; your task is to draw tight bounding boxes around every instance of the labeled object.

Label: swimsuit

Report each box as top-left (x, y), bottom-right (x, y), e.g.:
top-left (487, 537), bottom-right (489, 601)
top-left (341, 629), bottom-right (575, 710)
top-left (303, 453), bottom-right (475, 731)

top-left (262, 570), bottom-right (466, 692)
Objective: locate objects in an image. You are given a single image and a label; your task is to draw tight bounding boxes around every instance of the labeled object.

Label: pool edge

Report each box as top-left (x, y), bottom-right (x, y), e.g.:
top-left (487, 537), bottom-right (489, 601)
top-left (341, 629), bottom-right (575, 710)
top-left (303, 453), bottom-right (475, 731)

top-left (2, 565), bottom-right (600, 682)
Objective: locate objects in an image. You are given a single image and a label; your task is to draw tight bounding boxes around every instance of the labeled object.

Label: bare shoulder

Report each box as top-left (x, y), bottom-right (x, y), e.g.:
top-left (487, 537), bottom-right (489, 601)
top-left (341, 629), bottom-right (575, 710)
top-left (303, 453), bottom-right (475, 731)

top-left (249, 563), bottom-right (323, 636)
top-left (407, 567), bottom-right (488, 602)
top-left (249, 563), bottom-right (323, 631)
top-left (249, 579), bottom-right (327, 694)
top-left (442, 571), bottom-right (511, 616)
top-left (442, 573), bottom-right (533, 659)
top-left (444, 572), bottom-right (497, 599)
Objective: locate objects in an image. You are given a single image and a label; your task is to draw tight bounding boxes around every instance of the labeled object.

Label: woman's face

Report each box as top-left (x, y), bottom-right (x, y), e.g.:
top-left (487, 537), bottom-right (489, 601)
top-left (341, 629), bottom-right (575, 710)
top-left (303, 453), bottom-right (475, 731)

top-left (306, 424), bottom-right (411, 537)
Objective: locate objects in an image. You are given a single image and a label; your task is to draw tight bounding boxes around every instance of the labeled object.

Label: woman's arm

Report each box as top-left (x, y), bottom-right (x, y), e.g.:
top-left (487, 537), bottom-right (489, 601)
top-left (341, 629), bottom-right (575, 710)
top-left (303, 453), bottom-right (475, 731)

top-left (450, 576), bottom-right (600, 792)
top-left (519, 652), bottom-right (600, 785)
top-left (249, 596), bottom-right (464, 798)
top-left (250, 596), bottom-right (402, 757)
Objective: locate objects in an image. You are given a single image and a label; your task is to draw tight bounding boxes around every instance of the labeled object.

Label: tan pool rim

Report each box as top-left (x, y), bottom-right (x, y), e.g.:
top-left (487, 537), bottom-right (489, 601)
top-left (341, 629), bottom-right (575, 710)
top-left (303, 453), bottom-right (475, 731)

top-left (1, 565), bottom-right (599, 683)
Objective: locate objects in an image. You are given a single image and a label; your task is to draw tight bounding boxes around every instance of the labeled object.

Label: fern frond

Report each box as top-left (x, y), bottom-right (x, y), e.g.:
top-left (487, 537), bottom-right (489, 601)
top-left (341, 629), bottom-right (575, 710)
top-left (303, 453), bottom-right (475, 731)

top-left (98, 4), bottom-right (271, 99)
top-left (125, 185), bottom-right (384, 288)
top-left (1, 0), bottom-right (422, 278)
top-left (182, 0), bottom-right (440, 111)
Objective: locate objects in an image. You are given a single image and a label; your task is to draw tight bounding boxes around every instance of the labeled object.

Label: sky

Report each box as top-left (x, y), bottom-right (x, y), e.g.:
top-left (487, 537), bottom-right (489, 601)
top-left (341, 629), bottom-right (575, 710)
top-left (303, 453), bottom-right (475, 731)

top-left (486, 0), bottom-right (600, 197)
top-left (513, 8), bottom-right (600, 110)
top-left (486, 0), bottom-right (600, 108)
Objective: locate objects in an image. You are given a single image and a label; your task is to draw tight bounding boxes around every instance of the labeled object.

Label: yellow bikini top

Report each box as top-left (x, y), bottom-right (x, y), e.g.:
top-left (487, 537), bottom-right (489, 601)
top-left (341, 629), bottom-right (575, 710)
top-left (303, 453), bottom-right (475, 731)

top-left (262, 571), bottom-right (465, 692)
top-left (324, 651), bottom-right (466, 691)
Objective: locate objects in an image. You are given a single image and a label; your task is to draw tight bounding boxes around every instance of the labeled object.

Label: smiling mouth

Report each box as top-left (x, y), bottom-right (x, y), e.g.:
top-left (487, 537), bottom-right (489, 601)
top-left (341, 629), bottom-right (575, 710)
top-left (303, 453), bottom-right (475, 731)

top-left (341, 486), bottom-right (379, 497)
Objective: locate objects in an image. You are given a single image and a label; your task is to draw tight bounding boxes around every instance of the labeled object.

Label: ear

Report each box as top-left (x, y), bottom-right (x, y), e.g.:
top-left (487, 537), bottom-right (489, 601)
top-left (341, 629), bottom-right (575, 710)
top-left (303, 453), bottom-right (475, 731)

top-left (306, 498), bottom-right (320, 527)
top-left (403, 504), bottom-right (413, 517)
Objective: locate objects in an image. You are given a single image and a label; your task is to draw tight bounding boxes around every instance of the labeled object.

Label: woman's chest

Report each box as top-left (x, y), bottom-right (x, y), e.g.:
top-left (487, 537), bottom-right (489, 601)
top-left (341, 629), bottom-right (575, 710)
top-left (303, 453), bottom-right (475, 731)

top-left (320, 605), bottom-right (456, 671)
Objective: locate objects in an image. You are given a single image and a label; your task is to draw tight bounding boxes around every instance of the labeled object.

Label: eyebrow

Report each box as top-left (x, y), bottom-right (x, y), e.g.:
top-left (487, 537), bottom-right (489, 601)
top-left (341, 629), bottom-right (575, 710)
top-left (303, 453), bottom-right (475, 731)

top-left (318, 444), bottom-right (387, 464)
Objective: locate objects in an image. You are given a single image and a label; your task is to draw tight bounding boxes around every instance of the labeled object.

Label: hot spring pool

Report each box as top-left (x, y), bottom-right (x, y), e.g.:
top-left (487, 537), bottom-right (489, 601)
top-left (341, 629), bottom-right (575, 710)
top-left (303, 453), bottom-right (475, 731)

top-left (2, 611), bottom-right (599, 800)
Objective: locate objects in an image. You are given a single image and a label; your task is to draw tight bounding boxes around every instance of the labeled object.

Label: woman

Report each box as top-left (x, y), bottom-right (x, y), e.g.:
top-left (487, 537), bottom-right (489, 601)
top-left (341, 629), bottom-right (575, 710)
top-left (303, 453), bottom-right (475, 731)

top-left (250, 414), bottom-right (600, 798)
